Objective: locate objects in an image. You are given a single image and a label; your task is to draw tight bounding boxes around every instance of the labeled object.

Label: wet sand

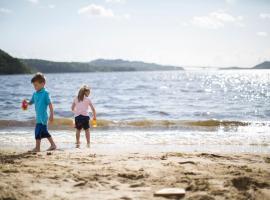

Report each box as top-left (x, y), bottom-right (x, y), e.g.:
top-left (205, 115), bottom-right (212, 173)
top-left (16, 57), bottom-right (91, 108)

top-left (0, 149), bottom-right (270, 200)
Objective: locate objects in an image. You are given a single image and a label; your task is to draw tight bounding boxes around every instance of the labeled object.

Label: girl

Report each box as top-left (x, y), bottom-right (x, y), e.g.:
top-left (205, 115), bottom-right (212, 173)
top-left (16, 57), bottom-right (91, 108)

top-left (71, 85), bottom-right (96, 147)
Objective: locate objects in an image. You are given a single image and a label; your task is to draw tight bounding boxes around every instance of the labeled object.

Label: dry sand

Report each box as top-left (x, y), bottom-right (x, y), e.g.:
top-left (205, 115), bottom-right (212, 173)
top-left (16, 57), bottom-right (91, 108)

top-left (0, 148), bottom-right (270, 200)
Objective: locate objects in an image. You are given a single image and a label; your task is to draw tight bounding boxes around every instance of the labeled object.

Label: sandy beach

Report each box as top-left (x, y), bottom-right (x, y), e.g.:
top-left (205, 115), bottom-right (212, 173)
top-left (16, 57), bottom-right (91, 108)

top-left (0, 148), bottom-right (269, 200)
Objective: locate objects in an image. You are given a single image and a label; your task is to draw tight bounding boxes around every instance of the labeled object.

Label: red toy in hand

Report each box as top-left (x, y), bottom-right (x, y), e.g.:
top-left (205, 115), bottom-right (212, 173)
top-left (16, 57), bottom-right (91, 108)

top-left (22, 99), bottom-right (28, 110)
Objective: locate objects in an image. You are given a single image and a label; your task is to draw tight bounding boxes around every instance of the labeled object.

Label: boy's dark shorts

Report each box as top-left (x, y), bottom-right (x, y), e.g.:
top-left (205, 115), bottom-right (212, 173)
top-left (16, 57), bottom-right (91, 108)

top-left (35, 124), bottom-right (51, 140)
top-left (75, 115), bottom-right (90, 130)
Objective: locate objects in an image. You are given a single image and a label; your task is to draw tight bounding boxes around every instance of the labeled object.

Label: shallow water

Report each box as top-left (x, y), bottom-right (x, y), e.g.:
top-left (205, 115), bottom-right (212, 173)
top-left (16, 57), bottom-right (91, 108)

top-left (0, 70), bottom-right (270, 152)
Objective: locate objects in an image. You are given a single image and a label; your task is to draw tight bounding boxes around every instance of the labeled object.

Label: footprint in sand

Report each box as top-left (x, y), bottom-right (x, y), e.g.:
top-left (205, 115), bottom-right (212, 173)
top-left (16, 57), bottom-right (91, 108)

top-left (231, 176), bottom-right (269, 191)
top-left (74, 181), bottom-right (87, 187)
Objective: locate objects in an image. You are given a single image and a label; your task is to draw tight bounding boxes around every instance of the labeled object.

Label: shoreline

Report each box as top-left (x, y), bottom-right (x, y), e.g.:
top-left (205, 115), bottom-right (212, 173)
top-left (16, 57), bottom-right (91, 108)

top-left (1, 143), bottom-right (270, 155)
top-left (0, 149), bottom-right (269, 200)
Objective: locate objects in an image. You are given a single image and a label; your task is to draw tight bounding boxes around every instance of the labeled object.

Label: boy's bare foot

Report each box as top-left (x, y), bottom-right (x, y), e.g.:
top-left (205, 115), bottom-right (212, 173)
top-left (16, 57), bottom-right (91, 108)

top-left (28, 148), bottom-right (40, 152)
top-left (47, 145), bottom-right (57, 151)
top-left (86, 143), bottom-right (90, 148)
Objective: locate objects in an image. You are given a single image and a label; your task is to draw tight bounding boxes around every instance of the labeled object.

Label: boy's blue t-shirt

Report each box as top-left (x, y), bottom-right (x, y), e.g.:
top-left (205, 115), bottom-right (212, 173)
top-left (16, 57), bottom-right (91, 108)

top-left (30, 88), bottom-right (51, 125)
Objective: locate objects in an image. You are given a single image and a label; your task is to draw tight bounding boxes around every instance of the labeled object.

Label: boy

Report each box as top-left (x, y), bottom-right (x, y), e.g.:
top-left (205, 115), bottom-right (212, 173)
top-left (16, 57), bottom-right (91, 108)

top-left (27, 72), bottom-right (57, 152)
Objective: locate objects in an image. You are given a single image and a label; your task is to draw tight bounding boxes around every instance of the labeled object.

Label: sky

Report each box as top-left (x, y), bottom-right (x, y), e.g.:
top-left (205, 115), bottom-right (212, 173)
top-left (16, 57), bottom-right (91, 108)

top-left (0, 0), bottom-right (270, 68)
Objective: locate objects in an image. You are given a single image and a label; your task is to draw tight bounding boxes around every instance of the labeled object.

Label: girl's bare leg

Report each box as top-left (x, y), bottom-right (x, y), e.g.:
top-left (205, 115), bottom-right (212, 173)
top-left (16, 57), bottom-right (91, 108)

top-left (85, 128), bottom-right (90, 147)
top-left (76, 129), bottom-right (81, 148)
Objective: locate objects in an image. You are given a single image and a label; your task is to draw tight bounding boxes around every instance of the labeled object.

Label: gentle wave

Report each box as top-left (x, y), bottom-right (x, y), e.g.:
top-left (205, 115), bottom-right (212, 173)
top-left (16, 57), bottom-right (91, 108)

top-left (0, 118), bottom-right (264, 129)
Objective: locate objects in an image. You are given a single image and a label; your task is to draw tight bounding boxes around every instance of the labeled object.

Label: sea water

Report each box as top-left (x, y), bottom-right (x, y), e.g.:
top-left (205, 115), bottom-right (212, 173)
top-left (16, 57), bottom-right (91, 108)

top-left (0, 70), bottom-right (269, 153)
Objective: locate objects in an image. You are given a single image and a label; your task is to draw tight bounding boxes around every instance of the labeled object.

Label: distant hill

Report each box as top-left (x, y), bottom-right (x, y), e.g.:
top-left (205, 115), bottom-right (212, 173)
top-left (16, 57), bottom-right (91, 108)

top-left (21, 58), bottom-right (183, 73)
top-left (219, 66), bottom-right (249, 70)
top-left (0, 49), bottom-right (183, 74)
top-left (21, 59), bottom-right (95, 73)
top-left (252, 61), bottom-right (270, 69)
top-left (88, 59), bottom-right (183, 71)
top-left (219, 61), bottom-right (270, 70)
top-left (0, 49), bottom-right (31, 74)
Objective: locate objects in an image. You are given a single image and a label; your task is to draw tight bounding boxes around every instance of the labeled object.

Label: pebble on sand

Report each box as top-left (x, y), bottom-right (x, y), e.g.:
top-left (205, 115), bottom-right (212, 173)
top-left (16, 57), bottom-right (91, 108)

top-left (154, 188), bottom-right (186, 197)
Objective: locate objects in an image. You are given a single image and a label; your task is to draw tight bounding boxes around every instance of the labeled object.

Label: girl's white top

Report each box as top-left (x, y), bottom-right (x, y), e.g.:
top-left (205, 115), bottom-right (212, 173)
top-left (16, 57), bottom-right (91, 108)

top-left (73, 97), bottom-right (91, 117)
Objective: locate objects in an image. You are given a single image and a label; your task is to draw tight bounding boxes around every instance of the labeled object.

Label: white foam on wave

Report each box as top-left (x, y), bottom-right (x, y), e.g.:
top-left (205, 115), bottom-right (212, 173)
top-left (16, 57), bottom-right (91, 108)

top-left (0, 127), bottom-right (269, 153)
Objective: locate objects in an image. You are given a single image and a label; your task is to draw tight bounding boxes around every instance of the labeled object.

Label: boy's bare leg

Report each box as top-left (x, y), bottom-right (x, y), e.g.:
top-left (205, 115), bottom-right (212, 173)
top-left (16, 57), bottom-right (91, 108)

top-left (31, 139), bottom-right (41, 152)
top-left (85, 128), bottom-right (90, 147)
top-left (76, 129), bottom-right (81, 148)
top-left (47, 137), bottom-right (57, 151)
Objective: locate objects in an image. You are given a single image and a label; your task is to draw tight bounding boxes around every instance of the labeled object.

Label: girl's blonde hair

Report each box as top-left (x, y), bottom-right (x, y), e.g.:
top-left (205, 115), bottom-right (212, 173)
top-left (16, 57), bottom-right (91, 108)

top-left (77, 85), bottom-right (90, 102)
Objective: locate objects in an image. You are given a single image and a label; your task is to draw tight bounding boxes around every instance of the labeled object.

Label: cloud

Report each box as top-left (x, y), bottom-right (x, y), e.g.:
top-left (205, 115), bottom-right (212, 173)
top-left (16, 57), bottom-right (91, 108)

top-left (259, 13), bottom-right (270, 19)
top-left (192, 16), bottom-right (224, 29)
top-left (180, 22), bottom-right (189, 27)
top-left (78, 4), bottom-right (130, 20)
top-left (191, 10), bottom-right (244, 29)
top-left (257, 31), bottom-right (268, 37)
top-left (106, 0), bottom-right (126, 3)
top-left (225, 0), bottom-right (237, 4)
top-left (123, 14), bottom-right (130, 19)
top-left (78, 4), bottom-right (114, 18)
top-left (27, 0), bottom-right (39, 4)
top-left (48, 4), bottom-right (55, 9)
top-left (0, 8), bottom-right (12, 14)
